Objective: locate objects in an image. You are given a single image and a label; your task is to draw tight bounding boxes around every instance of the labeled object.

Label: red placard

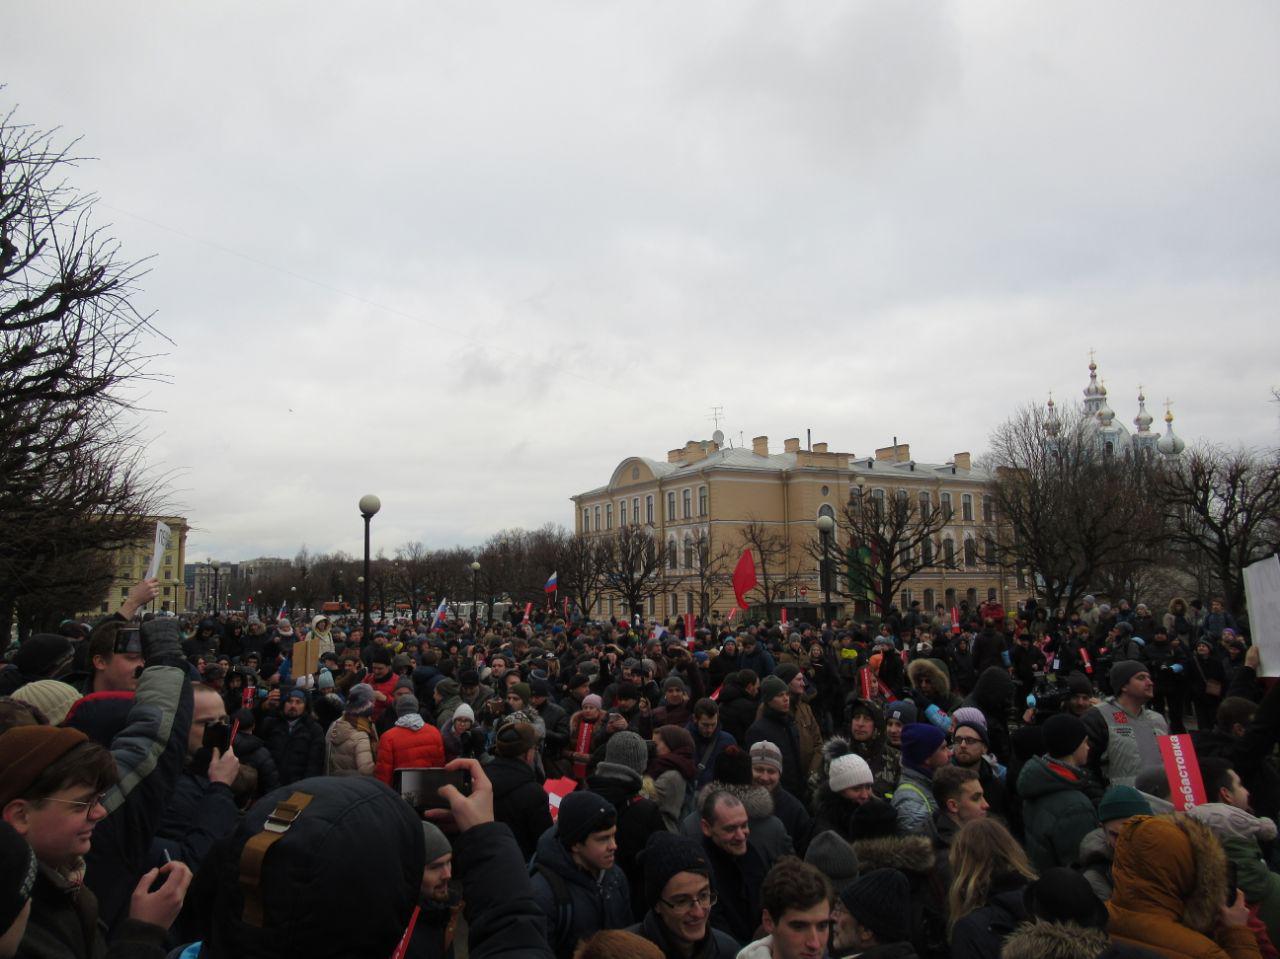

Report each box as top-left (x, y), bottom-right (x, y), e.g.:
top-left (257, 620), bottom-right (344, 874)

top-left (1158, 734), bottom-right (1207, 810)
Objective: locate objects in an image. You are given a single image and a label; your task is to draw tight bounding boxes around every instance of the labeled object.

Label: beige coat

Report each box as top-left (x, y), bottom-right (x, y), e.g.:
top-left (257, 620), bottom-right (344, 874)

top-left (326, 715), bottom-right (377, 776)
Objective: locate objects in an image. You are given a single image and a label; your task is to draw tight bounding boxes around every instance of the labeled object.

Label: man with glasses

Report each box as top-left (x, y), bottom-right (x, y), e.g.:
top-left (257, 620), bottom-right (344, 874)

top-left (947, 708), bottom-right (1008, 819)
top-left (0, 725), bottom-right (192, 956)
top-left (629, 831), bottom-right (738, 958)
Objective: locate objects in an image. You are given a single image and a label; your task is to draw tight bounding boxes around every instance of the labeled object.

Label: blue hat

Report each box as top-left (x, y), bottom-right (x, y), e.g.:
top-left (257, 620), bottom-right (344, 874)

top-left (900, 723), bottom-right (946, 767)
top-left (286, 687), bottom-right (309, 702)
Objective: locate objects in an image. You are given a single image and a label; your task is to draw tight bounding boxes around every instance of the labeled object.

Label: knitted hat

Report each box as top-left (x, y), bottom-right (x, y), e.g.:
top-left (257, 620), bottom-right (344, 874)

top-left (394, 676), bottom-right (414, 693)
top-left (605, 732), bottom-right (649, 775)
top-left (317, 669), bottom-right (335, 691)
top-left (640, 831), bottom-right (709, 906)
top-left (436, 678), bottom-right (460, 699)
top-left (0, 821), bottom-right (37, 934)
top-left (421, 821), bottom-right (452, 864)
top-left (899, 723), bottom-right (946, 767)
top-left (459, 668), bottom-right (480, 686)
top-left (12, 634), bottom-right (76, 679)
top-left (713, 746), bottom-right (754, 786)
top-left (1109, 660), bottom-right (1147, 694)
top-left (10, 680), bottom-right (81, 726)
top-left (493, 720), bottom-right (537, 758)
top-left (885, 700), bottom-right (918, 725)
top-left (829, 753), bottom-right (874, 792)
top-left (749, 740), bottom-right (783, 773)
top-left (848, 796), bottom-right (901, 841)
top-left (655, 725), bottom-right (693, 754)
top-left (773, 663), bottom-right (801, 683)
top-left (276, 620), bottom-right (294, 635)
top-left (369, 647), bottom-right (392, 667)
top-left (804, 830), bottom-right (859, 886)
top-left (1043, 713), bottom-right (1088, 759)
top-left (760, 675), bottom-right (788, 703)
top-left (509, 682), bottom-right (531, 706)
top-left (346, 684), bottom-right (375, 716)
top-left (661, 675), bottom-right (688, 694)
top-left (1066, 672), bottom-right (1094, 697)
top-left (0, 725), bottom-right (89, 807)
top-left (582, 694), bottom-right (603, 710)
top-left (567, 673), bottom-right (590, 691)
top-left (286, 687), bottom-right (309, 703)
top-left (557, 791), bottom-right (616, 847)
top-left (1097, 785), bottom-right (1152, 824)
top-left (452, 703), bottom-right (475, 724)
top-left (951, 706), bottom-right (988, 736)
top-left (840, 868), bottom-right (912, 944)
top-left (530, 676), bottom-right (552, 697)
top-left (393, 653), bottom-right (413, 671)
top-left (394, 695), bottom-right (420, 718)
top-left (1023, 866), bottom-right (1108, 929)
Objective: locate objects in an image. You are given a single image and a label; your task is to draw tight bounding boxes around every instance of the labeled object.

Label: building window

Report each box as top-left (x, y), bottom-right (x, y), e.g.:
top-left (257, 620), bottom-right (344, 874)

top-left (648, 595), bottom-right (655, 616)
top-left (962, 493), bottom-right (974, 522)
top-left (684, 535), bottom-right (694, 569)
top-left (963, 537), bottom-right (977, 567)
top-left (698, 486), bottom-right (708, 516)
top-left (988, 587), bottom-right (998, 602)
top-left (163, 586), bottom-right (172, 596)
top-left (1016, 567), bottom-right (1026, 588)
top-left (605, 503), bottom-right (613, 529)
top-left (943, 537), bottom-right (956, 567)
top-left (682, 489), bottom-right (692, 519)
top-left (941, 492), bottom-right (953, 520)
top-left (668, 539), bottom-right (678, 570)
top-left (818, 503), bottom-right (835, 522)
top-left (982, 495), bottom-right (994, 523)
top-left (872, 488), bottom-right (885, 521)
top-left (918, 491), bottom-right (931, 520)
top-left (901, 588), bottom-right (912, 608)
top-left (923, 537), bottom-right (935, 566)
top-left (686, 592), bottom-right (694, 614)
top-left (670, 593), bottom-right (678, 616)
top-left (619, 499), bottom-right (627, 526)
top-left (594, 506), bottom-right (601, 531)
top-left (923, 588), bottom-right (935, 610)
top-left (646, 495), bottom-right (654, 524)
top-left (945, 587), bottom-right (957, 608)
top-left (667, 492), bottom-right (676, 521)
top-left (583, 508), bottom-right (590, 532)
top-left (120, 587), bottom-right (129, 598)
top-left (984, 535), bottom-right (997, 566)
top-left (633, 497), bottom-right (640, 526)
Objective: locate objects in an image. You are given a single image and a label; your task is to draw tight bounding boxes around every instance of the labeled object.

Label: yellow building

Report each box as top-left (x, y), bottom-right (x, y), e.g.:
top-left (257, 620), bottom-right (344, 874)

top-left (87, 515), bottom-right (190, 615)
top-left (571, 435), bottom-right (1027, 621)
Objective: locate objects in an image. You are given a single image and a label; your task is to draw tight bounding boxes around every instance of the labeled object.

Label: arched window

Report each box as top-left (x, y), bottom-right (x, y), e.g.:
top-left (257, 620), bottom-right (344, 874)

top-left (646, 495), bottom-right (655, 524)
top-left (667, 539), bottom-right (678, 570)
top-left (872, 488), bottom-right (886, 521)
top-left (943, 537), bottom-right (956, 567)
top-left (962, 494), bottom-right (974, 522)
top-left (684, 535), bottom-right (694, 569)
top-left (682, 489), bottom-right (692, 519)
top-left (582, 508), bottom-right (590, 532)
top-left (963, 536), bottom-right (977, 567)
top-left (923, 538), bottom-right (935, 566)
top-left (698, 487), bottom-right (708, 516)
top-left (605, 503), bottom-right (613, 530)
top-left (940, 492), bottom-right (953, 520)
top-left (982, 495), bottom-right (994, 523)
top-left (984, 535), bottom-right (997, 566)
top-left (923, 588), bottom-right (935, 610)
top-left (619, 499), bottom-right (627, 526)
top-left (918, 491), bottom-right (932, 520)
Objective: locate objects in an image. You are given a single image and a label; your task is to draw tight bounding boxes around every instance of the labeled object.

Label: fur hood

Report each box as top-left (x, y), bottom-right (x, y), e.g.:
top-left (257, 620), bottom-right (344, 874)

top-left (852, 834), bottom-right (936, 876)
top-left (1001, 919), bottom-right (1111, 959)
top-left (1109, 813), bottom-right (1226, 935)
top-left (907, 658), bottom-right (951, 702)
top-left (694, 780), bottom-right (774, 820)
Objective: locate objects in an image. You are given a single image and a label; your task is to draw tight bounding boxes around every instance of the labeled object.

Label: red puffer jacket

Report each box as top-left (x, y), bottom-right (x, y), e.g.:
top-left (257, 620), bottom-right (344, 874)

top-left (374, 720), bottom-right (446, 785)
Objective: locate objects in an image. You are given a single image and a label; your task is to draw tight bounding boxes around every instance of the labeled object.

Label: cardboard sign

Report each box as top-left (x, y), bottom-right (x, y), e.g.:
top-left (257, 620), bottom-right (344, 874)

top-left (145, 521), bottom-right (172, 581)
top-left (292, 637), bottom-right (320, 678)
top-left (1158, 734), bottom-right (1207, 811)
top-left (1244, 554), bottom-right (1280, 677)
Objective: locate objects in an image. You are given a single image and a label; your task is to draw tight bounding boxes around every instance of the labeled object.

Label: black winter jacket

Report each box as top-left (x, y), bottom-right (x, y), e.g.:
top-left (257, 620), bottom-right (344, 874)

top-left (530, 826), bottom-right (633, 959)
top-left (486, 756), bottom-right (554, 863)
top-left (259, 712), bottom-right (326, 785)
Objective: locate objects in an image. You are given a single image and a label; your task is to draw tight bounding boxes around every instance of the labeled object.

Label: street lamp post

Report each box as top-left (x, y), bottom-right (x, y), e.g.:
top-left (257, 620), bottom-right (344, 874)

top-left (359, 494), bottom-right (381, 642)
top-left (816, 514), bottom-right (836, 625)
top-left (469, 561), bottom-right (481, 630)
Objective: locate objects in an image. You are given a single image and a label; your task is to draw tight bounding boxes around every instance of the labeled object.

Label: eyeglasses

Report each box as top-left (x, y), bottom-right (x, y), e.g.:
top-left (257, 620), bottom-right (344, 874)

top-left (660, 889), bottom-right (717, 913)
top-left (952, 735), bottom-right (984, 747)
top-left (42, 792), bottom-right (106, 818)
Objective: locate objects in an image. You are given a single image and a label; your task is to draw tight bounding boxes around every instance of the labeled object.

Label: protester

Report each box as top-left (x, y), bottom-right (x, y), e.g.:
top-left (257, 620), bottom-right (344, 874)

top-left (689, 699), bottom-right (736, 789)
top-left (830, 868), bottom-right (916, 959)
top-left (892, 723), bottom-right (950, 837)
top-left (326, 682), bottom-right (378, 776)
top-left (947, 818), bottom-right (1037, 959)
top-left (736, 856), bottom-right (832, 959)
top-left (1082, 662), bottom-right (1169, 788)
top-left (626, 831), bottom-right (738, 959)
top-left (749, 741), bottom-right (812, 855)
top-left (1018, 713), bottom-right (1100, 871)
top-left (698, 790), bottom-right (764, 946)
top-left (745, 676), bottom-right (807, 802)
top-left (1076, 785), bottom-right (1153, 902)
top-left (258, 686), bottom-right (326, 784)
top-left (374, 693), bottom-right (446, 785)
top-left (487, 719), bottom-right (554, 862)
top-left (650, 725), bottom-right (697, 831)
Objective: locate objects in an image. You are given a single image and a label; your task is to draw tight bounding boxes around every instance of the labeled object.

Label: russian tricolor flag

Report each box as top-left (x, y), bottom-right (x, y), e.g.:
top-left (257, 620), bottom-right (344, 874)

top-left (544, 571), bottom-right (558, 594)
top-left (433, 598), bottom-right (449, 626)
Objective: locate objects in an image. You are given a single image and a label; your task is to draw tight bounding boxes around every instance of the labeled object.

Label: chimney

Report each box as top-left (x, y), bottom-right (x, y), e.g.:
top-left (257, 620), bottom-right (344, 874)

top-left (667, 448), bottom-right (685, 464)
top-left (784, 437), bottom-right (801, 453)
top-left (813, 442), bottom-right (828, 453)
top-left (752, 435), bottom-right (769, 457)
top-left (953, 452), bottom-right (971, 471)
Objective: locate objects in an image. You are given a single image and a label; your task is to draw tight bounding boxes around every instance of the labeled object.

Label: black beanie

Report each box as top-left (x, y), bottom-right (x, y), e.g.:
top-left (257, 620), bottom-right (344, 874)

top-left (0, 821), bottom-right (37, 934)
top-left (1066, 672), bottom-right (1094, 697)
top-left (13, 633), bottom-right (75, 678)
top-left (556, 791), bottom-right (616, 848)
top-left (1024, 866), bottom-right (1108, 929)
top-left (1043, 713), bottom-right (1088, 759)
top-left (839, 868), bottom-right (911, 944)
top-left (640, 831), bottom-right (708, 906)
top-left (1109, 660), bottom-right (1146, 695)
top-left (713, 746), bottom-right (753, 787)
top-left (368, 646), bottom-right (392, 666)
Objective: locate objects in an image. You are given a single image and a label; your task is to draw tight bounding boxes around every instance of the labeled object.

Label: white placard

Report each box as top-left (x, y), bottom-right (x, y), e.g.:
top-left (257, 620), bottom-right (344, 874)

top-left (145, 521), bottom-right (172, 581)
top-left (1243, 554), bottom-right (1280, 678)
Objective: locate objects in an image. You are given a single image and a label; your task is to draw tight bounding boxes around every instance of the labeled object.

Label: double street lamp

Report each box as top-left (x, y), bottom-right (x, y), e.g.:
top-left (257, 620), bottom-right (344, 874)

top-left (359, 494), bottom-right (381, 641)
top-left (469, 561), bottom-right (481, 629)
top-left (816, 513), bottom-right (836, 625)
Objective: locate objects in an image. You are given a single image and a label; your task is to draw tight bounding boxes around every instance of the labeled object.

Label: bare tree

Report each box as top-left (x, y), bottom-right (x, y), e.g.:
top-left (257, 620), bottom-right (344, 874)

top-left (597, 524), bottom-right (668, 623)
top-left (556, 532), bottom-right (607, 620)
top-left (736, 519), bottom-right (796, 621)
top-left (691, 528), bottom-right (735, 618)
top-left (808, 482), bottom-right (952, 616)
top-left (1, 103), bottom-right (170, 638)
top-left (1155, 445), bottom-right (1280, 616)
top-left (984, 402), bottom-right (1164, 613)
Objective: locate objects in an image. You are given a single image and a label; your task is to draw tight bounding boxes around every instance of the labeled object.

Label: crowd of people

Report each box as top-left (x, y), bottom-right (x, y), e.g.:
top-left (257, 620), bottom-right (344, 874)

top-left (0, 580), bottom-right (1276, 959)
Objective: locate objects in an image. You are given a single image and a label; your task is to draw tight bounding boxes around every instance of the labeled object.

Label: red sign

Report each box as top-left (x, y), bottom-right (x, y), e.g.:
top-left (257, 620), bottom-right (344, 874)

top-left (522, 602), bottom-right (533, 623)
top-left (543, 777), bottom-right (578, 820)
top-left (684, 613), bottom-right (695, 640)
top-left (799, 587), bottom-right (808, 596)
top-left (1158, 734), bottom-right (1207, 810)
top-left (780, 608), bottom-right (788, 625)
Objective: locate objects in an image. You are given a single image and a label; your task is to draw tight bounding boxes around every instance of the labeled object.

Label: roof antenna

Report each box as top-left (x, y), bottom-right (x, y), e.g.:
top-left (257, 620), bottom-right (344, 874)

top-left (807, 428), bottom-right (811, 451)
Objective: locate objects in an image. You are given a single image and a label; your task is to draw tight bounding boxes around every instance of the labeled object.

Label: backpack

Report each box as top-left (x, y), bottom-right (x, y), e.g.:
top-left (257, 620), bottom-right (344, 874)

top-left (531, 860), bottom-right (575, 957)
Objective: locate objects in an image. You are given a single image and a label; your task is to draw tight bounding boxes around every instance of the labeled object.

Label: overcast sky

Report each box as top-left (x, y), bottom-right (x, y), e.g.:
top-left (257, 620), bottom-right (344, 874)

top-left (4, 2), bottom-right (1278, 563)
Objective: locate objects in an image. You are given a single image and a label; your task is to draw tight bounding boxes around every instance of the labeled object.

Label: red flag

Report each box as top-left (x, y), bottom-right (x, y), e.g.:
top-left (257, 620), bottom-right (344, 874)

top-left (522, 602), bottom-right (532, 623)
top-left (543, 777), bottom-right (578, 820)
top-left (727, 607), bottom-right (738, 622)
top-left (950, 607), bottom-right (961, 634)
top-left (780, 607), bottom-right (788, 625)
top-left (684, 612), bottom-right (695, 640)
top-left (732, 549), bottom-right (757, 609)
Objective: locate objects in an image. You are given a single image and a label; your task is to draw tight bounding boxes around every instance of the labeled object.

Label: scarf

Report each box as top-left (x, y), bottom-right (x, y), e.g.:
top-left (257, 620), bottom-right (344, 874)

top-left (396, 713), bottom-right (425, 731)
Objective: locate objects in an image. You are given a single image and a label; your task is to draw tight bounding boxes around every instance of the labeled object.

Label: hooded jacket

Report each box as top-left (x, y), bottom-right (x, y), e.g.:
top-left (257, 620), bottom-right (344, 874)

top-left (374, 715), bottom-right (446, 786)
top-left (1187, 803), bottom-right (1280, 947)
top-left (745, 705), bottom-right (806, 801)
top-left (950, 873), bottom-right (1030, 959)
top-left (963, 668), bottom-right (1016, 763)
top-left (1077, 826), bottom-right (1116, 901)
top-left (679, 781), bottom-right (793, 868)
top-left (1001, 918), bottom-right (1155, 959)
top-left (529, 826), bottom-right (633, 959)
top-left (1018, 756), bottom-right (1100, 871)
top-left (1107, 814), bottom-right (1263, 959)
top-left (326, 714), bottom-right (377, 776)
top-left (486, 755), bottom-right (554, 863)
top-left (853, 834), bottom-right (947, 959)
top-left (716, 678), bottom-right (758, 747)
top-left (588, 763), bottom-right (667, 916)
